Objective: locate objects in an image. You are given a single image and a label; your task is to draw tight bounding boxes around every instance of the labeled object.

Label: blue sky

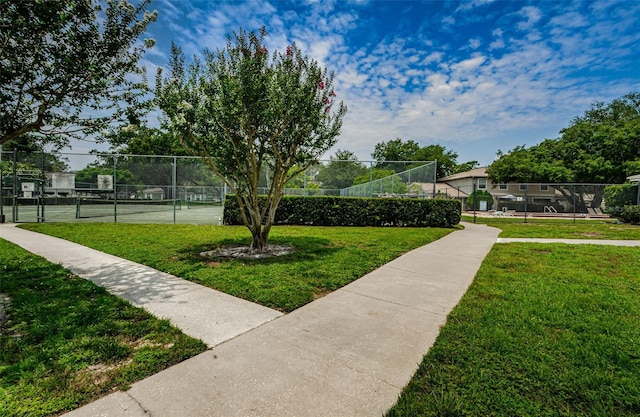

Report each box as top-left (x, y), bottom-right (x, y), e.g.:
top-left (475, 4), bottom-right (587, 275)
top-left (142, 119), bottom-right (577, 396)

top-left (97, 0), bottom-right (640, 166)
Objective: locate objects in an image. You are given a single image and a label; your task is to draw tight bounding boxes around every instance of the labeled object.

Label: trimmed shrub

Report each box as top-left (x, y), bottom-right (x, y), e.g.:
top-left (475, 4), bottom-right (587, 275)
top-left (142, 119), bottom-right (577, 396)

top-left (468, 190), bottom-right (494, 210)
top-left (224, 196), bottom-right (461, 228)
top-left (619, 206), bottom-right (640, 225)
top-left (604, 184), bottom-right (638, 214)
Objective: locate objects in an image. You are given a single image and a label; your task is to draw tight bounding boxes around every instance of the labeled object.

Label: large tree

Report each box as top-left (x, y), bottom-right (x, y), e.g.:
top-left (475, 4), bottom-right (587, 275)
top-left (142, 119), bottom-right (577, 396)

top-left (372, 138), bottom-right (421, 172)
top-left (487, 92), bottom-right (640, 209)
top-left (372, 138), bottom-right (477, 178)
top-left (156, 28), bottom-right (347, 251)
top-left (0, 0), bottom-right (157, 147)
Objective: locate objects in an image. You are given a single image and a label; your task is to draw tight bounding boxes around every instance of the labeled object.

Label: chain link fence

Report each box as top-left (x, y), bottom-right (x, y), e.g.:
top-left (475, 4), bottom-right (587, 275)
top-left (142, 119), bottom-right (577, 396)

top-left (437, 182), bottom-right (638, 223)
top-left (1, 150), bottom-right (635, 224)
top-left (0, 152), bottom-right (437, 224)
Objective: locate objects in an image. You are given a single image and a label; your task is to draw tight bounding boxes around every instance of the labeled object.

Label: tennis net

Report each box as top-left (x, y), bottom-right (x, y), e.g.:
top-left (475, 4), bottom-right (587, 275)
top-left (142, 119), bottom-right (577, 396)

top-left (76, 199), bottom-right (181, 219)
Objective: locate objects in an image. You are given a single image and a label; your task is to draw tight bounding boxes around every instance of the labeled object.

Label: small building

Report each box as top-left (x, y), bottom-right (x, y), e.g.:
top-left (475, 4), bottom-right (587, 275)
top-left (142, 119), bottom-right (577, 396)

top-left (436, 167), bottom-right (559, 212)
top-left (627, 174), bottom-right (640, 184)
top-left (142, 188), bottom-right (165, 200)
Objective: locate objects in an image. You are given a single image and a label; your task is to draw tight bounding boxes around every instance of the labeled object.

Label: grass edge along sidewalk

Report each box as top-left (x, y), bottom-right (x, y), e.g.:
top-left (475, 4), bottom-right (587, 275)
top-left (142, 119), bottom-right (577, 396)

top-left (386, 242), bottom-right (640, 417)
top-left (461, 215), bottom-right (640, 240)
top-left (0, 239), bottom-right (207, 417)
top-left (16, 223), bottom-right (454, 313)
top-left (2, 223), bottom-right (453, 417)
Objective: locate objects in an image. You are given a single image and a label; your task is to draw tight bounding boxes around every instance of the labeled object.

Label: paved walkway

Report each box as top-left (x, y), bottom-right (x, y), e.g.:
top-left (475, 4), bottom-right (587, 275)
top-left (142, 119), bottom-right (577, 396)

top-left (497, 237), bottom-right (640, 246)
top-left (1, 222), bottom-right (500, 416)
top-left (5, 223), bottom-right (637, 416)
top-left (0, 224), bottom-right (282, 347)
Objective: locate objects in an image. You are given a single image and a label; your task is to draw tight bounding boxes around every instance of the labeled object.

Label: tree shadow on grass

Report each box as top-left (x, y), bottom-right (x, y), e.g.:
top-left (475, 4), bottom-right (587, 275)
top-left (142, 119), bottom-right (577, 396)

top-left (176, 235), bottom-right (341, 267)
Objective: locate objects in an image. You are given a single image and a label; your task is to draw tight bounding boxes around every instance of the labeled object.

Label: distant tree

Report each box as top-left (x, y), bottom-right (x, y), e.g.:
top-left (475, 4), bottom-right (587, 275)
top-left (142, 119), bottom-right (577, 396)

top-left (315, 150), bottom-right (367, 189)
top-left (156, 28), bottom-right (347, 251)
top-left (85, 127), bottom-right (222, 198)
top-left (372, 138), bottom-right (421, 172)
top-left (285, 164), bottom-right (320, 189)
top-left (451, 160), bottom-right (480, 175)
top-left (372, 139), bottom-right (476, 178)
top-left (108, 126), bottom-right (190, 156)
top-left (413, 144), bottom-right (464, 178)
top-left (74, 165), bottom-right (136, 189)
top-left (0, 0), bottom-right (157, 147)
top-left (1, 134), bottom-right (69, 172)
top-left (487, 92), bottom-right (640, 209)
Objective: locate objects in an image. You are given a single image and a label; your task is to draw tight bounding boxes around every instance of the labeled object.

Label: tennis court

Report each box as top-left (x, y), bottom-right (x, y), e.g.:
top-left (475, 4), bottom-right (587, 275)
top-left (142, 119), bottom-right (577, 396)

top-left (7, 200), bottom-right (224, 224)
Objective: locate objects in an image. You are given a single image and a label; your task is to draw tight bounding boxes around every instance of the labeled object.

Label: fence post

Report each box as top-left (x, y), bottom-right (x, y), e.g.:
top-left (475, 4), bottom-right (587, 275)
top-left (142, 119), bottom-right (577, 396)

top-left (369, 161), bottom-right (373, 198)
top-left (0, 145), bottom-right (4, 223)
top-left (433, 160), bottom-right (437, 198)
top-left (173, 156), bottom-right (177, 224)
top-left (572, 184), bottom-right (576, 223)
top-left (524, 184), bottom-right (528, 223)
top-left (113, 155), bottom-right (117, 223)
top-left (12, 151), bottom-right (17, 222)
top-left (39, 151), bottom-right (45, 222)
top-left (472, 177), bottom-right (476, 224)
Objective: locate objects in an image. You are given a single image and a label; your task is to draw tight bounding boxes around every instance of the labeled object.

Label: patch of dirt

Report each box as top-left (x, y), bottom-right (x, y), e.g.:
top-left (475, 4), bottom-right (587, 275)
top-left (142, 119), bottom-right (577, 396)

top-left (200, 244), bottom-right (294, 260)
top-left (579, 232), bottom-right (603, 238)
top-left (130, 339), bottom-right (174, 350)
top-left (84, 360), bottom-right (131, 386)
top-left (312, 288), bottom-right (333, 301)
top-left (531, 249), bottom-right (552, 253)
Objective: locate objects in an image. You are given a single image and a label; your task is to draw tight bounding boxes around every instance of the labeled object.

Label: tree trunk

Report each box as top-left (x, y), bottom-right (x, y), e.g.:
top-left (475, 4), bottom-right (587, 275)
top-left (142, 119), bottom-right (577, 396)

top-left (591, 185), bottom-right (605, 208)
top-left (250, 229), bottom-right (268, 252)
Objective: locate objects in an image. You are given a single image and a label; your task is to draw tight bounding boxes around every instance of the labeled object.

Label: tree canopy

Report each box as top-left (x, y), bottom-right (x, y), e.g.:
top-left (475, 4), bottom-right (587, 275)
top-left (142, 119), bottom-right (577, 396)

top-left (372, 138), bottom-right (477, 178)
top-left (487, 92), bottom-right (640, 184)
top-left (315, 149), bottom-right (367, 189)
top-left (156, 27), bottom-right (347, 251)
top-left (0, 0), bottom-right (157, 147)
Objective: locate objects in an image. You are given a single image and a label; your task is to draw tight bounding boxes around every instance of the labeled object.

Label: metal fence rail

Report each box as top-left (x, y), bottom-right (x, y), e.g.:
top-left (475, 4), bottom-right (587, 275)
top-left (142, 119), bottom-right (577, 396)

top-left (1, 151), bottom-right (636, 224)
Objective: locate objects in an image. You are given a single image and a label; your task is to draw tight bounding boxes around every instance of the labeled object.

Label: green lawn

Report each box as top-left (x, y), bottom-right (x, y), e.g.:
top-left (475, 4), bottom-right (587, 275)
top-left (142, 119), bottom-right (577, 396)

top-left (462, 216), bottom-right (640, 239)
top-left (18, 223), bottom-right (453, 312)
top-left (0, 240), bottom-right (207, 417)
top-left (386, 242), bottom-right (640, 416)
top-left (11, 221), bottom-right (640, 416)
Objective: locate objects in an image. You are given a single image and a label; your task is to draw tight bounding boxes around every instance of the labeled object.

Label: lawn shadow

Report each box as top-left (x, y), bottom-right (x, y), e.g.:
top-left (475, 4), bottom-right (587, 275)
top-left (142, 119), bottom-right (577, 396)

top-left (177, 235), bottom-right (340, 266)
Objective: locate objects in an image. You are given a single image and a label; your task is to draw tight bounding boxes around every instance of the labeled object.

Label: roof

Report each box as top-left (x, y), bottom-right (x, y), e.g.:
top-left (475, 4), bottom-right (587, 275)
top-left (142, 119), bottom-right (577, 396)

top-left (438, 167), bottom-right (488, 182)
top-left (410, 182), bottom-right (469, 198)
top-left (627, 174), bottom-right (640, 184)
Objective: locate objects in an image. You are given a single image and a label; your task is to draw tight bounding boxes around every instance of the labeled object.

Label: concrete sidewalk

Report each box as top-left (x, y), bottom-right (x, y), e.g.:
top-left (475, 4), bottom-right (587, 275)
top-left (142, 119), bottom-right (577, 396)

top-left (0, 224), bottom-right (282, 347)
top-left (5, 222), bottom-right (638, 416)
top-left (497, 237), bottom-right (640, 246)
top-left (2, 222), bottom-right (500, 416)
top-left (44, 222), bottom-right (498, 417)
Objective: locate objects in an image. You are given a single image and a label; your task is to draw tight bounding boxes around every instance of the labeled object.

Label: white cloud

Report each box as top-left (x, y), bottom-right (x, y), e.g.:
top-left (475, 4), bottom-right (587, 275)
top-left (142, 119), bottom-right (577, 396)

top-left (455, 0), bottom-right (498, 13)
top-left (66, 0), bottom-right (640, 168)
top-left (516, 6), bottom-right (543, 31)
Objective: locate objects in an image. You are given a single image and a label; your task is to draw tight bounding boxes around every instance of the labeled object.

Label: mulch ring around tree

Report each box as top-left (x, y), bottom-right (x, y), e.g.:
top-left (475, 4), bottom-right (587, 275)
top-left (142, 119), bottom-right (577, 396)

top-left (200, 244), bottom-right (294, 260)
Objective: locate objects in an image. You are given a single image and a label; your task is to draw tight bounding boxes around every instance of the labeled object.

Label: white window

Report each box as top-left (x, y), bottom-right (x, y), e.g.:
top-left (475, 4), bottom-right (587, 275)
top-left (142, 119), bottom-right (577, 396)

top-left (519, 184), bottom-right (528, 190)
top-left (478, 178), bottom-right (487, 189)
top-left (499, 183), bottom-right (507, 190)
top-left (540, 184), bottom-right (549, 191)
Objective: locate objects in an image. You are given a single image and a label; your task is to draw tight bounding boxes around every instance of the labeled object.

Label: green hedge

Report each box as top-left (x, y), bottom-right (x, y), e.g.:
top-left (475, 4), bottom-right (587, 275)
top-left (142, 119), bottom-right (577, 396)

top-left (619, 206), bottom-right (640, 225)
top-left (223, 196), bottom-right (461, 227)
top-left (604, 184), bottom-right (638, 214)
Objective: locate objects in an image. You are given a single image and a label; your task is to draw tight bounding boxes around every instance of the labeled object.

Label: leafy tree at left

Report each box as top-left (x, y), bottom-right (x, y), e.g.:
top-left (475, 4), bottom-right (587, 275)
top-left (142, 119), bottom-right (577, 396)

top-left (0, 0), bottom-right (158, 147)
